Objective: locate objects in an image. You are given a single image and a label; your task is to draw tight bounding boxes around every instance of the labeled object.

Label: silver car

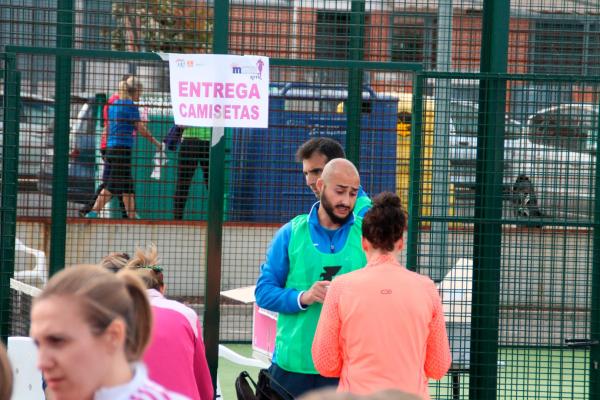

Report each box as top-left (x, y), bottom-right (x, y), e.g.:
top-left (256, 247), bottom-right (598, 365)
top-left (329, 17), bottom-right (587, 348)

top-left (508, 104), bottom-right (598, 221)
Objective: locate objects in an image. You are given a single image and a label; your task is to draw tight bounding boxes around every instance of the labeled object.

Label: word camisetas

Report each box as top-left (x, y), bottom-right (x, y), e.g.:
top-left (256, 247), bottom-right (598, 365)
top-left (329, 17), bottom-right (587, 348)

top-left (178, 81), bottom-right (261, 120)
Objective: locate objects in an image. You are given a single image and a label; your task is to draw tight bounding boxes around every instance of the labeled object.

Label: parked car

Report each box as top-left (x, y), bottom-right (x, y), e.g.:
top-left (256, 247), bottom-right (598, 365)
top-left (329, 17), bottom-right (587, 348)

top-left (446, 101), bottom-right (599, 221)
top-left (508, 104), bottom-right (598, 220)
top-left (0, 93), bottom-right (55, 188)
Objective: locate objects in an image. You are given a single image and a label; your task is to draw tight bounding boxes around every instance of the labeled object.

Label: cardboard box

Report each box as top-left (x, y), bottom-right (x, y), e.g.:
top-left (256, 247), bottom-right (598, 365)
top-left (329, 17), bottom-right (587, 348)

top-left (220, 285), bottom-right (277, 363)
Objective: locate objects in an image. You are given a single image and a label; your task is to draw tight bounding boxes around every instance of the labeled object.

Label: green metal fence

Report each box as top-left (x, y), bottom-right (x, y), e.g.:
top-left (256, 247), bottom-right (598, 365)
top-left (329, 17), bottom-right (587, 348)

top-left (2, 1), bottom-right (600, 399)
top-left (408, 71), bottom-right (600, 399)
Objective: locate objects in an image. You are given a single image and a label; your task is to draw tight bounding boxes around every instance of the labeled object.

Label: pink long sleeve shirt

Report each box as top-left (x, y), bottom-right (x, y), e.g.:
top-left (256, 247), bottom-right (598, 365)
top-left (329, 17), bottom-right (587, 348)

top-left (312, 254), bottom-right (451, 399)
top-left (143, 289), bottom-right (214, 400)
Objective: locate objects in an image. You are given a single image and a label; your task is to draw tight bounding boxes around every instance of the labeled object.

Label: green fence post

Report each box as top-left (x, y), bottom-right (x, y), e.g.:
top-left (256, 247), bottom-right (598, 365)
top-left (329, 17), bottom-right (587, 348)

top-left (590, 102), bottom-right (600, 400)
top-left (470, 0), bottom-right (511, 399)
top-left (49, 0), bottom-right (74, 276)
top-left (429, 0), bottom-right (454, 282)
top-left (406, 74), bottom-right (424, 273)
top-left (345, 0), bottom-right (366, 166)
top-left (203, 1), bottom-right (229, 393)
top-left (0, 58), bottom-right (21, 341)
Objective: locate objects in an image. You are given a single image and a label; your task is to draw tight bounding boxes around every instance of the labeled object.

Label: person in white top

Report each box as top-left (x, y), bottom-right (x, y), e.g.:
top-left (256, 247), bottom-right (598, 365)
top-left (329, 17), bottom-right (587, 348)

top-left (29, 264), bottom-right (190, 400)
top-left (95, 363), bottom-right (188, 400)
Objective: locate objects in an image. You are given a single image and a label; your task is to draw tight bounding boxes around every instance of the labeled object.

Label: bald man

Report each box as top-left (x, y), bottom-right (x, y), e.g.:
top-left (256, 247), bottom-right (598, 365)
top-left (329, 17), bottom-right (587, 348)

top-left (255, 158), bottom-right (368, 397)
top-left (296, 137), bottom-right (372, 217)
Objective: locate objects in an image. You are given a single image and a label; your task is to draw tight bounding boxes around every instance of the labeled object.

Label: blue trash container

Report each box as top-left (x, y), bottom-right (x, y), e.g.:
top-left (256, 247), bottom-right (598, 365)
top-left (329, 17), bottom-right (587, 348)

top-left (229, 84), bottom-right (398, 223)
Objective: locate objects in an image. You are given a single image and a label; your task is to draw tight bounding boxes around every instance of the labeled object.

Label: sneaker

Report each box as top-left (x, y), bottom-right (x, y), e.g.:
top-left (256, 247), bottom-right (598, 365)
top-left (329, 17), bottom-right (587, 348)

top-left (85, 211), bottom-right (98, 218)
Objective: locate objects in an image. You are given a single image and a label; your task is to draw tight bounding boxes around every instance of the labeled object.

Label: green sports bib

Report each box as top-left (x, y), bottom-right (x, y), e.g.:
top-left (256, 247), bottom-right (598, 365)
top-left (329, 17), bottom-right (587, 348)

top-left (275, 214), bottom-right (366, 373)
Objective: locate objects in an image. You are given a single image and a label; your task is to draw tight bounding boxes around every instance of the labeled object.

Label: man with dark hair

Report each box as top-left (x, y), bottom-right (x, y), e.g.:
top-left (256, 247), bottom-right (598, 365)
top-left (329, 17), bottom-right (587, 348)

top-left (255, 158), bottom-right (367, 398)
top-left (296, 137), bottom-right (371, 217)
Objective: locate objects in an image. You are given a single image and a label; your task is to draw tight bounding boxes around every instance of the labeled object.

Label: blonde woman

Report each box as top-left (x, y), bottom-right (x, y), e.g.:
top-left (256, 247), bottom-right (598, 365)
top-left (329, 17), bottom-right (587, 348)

top-left (100, 251), bottom-right (130, 273)
top-left (29, 264), bottom-right (189, 399)
top-left (126, 245), bottom-right (213, 400)
top-left (87, 76), bottom-right (161, 219)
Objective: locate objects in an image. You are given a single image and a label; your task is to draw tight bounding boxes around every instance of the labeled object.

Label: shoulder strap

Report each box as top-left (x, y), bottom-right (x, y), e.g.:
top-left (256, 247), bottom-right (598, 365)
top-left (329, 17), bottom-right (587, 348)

top-left (235, 371), bottom-right (258, 400)
top-left (257, 369), bottom-right (295, 400)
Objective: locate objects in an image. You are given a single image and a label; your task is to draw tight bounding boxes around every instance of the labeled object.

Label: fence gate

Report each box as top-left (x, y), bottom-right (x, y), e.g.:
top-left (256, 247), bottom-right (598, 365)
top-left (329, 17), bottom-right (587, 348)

top-left (407, 71), bottom-right (600, 400)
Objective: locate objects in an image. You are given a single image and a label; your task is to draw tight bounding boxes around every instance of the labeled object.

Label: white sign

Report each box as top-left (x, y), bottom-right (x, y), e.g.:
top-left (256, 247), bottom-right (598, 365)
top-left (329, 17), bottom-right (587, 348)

top-left (169, 54), bottom-right (269, 128)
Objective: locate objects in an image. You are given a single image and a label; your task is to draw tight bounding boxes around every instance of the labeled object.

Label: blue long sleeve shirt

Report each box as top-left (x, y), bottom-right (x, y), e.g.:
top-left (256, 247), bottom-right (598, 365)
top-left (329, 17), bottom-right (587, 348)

top-left (255, 202), bottom-right (359, 314)
top-left (355, 186), bottom-right (371, 218)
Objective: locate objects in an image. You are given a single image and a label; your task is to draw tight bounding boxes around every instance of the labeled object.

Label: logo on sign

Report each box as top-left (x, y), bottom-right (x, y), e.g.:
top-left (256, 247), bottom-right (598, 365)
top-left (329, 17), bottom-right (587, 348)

top-left (231, 59), bottom-right (265, 80)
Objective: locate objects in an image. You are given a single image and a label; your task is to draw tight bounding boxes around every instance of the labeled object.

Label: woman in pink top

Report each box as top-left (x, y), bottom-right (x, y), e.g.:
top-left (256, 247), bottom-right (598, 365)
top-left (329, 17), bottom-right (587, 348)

top-left (312, 192), bottom-right (451, 399)
top-left (126, 245), bottom-right (213, 400)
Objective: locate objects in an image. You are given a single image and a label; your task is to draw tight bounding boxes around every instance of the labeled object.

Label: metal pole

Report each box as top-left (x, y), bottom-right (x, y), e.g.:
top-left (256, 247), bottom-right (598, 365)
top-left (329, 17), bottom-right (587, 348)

top-left (0, 58), bottom-right (20, 341)
top-left (204, 1), bottom-right (229, 395)
top-left (469, 1), bottom-right (510, 399)
top-left (49, 0), bottom-right (74, 276)
top-left (346, 0), bottom-right (366, 166)
top-left (406, 74), bottom-right (425, 273)
top-left (589, 101), bottom-right (600, 400)
top-left (429, 0), bottom-right (453, 282)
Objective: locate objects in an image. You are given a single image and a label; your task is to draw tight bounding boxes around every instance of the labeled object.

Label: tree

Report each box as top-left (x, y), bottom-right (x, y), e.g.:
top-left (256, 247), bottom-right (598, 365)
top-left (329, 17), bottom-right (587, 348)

top-left (107, 0), bottom-right (213, 53)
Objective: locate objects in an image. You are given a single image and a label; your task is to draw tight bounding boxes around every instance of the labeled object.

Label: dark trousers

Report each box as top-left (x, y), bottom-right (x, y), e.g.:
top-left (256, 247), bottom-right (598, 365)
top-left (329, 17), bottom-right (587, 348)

top-left (80, 149), bottom-right (127, 217)
top-left (80, 182), bottom-right (128, 218)
top-left (174, 138), bottom-right (210, 220)
top-left (268, 363), bottom-right (339, 398)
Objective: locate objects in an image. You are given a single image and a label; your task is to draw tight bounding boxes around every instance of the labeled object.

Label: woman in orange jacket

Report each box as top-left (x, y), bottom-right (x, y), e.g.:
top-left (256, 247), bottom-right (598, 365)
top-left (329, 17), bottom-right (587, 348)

top-left (312, 192), bottom-right (451, 399)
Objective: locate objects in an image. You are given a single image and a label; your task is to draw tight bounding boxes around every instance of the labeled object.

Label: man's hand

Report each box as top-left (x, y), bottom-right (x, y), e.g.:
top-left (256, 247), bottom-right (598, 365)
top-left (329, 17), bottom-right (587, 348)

top-left (300, 281), bottom-right (330, 306)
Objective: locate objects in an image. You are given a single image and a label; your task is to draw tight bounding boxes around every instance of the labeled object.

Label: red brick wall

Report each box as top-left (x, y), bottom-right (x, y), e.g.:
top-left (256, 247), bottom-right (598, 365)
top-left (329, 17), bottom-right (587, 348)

top-left (229, 5), bottom-right (293, 58)
top-left (365, 11), bottom-right (390, 62)
top-left (452, 13), bottom-right (482, 71)
top-left (226, 5), bottom-right (564, 100)
top-left (508, 18), bottom-right (531, 74)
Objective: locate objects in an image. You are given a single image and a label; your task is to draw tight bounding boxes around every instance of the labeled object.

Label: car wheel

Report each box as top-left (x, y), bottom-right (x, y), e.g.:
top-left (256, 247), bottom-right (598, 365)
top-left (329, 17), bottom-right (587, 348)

top-left (512, 175), bottom-right (543, 218)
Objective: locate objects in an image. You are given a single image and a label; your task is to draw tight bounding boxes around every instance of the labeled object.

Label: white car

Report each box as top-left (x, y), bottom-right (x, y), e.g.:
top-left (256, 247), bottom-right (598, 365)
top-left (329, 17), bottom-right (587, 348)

top-left (446, 101), bottom-right (599, 222)
top-left (508, 104), bottom-right (598, 221)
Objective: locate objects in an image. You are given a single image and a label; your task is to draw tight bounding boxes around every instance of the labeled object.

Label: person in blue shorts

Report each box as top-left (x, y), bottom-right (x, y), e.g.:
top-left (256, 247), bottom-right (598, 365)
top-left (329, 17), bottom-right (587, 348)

top-left (86, 76), bottom-right (161, 219)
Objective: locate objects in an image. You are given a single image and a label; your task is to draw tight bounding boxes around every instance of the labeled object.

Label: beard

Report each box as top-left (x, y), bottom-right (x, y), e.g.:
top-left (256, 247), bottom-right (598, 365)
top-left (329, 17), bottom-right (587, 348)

top-left (320, 190), bottom-right (353, 225)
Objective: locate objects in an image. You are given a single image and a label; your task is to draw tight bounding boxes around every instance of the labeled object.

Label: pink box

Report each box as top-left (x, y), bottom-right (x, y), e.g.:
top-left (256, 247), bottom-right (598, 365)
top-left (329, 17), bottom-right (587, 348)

top-left (252, 304), bottom-right (278, 359)
top-left (220, 286), bottom-right (278, 362)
